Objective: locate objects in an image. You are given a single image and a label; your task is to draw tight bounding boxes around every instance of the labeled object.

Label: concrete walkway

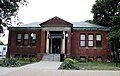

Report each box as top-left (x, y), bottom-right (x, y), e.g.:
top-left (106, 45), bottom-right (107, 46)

top-left (0, 61), bottom-right (62, 76)
top-left (0, 61), bottom-right (120, 76)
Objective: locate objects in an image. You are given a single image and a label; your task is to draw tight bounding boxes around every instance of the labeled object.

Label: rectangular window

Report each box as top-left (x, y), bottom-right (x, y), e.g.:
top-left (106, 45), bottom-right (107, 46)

top-left (80, 34), bottom-right (86, 47)
top-left (96, 34), bottom-right (102, 47)
top-left (23, 34), bottom-right (29, 46)
top-left (88, 34), bottom-right (94, 47)
top-left (31, 34), bottom-right (36, 46)
top-left (16, 33), bottom-right (22, 46)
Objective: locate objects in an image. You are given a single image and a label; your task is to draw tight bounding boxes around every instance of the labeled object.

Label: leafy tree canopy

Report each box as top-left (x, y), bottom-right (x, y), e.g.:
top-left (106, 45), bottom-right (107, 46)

top-left (92, 0), bottom-right (120, 27)
top-left (0, 0), bottom-right (29, 33)
top-left (107, 16), bottom-right (120, 48)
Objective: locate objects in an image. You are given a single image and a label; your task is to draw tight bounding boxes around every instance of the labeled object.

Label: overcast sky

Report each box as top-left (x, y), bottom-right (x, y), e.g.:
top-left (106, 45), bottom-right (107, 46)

top-left (18, 0), bottom-right (95, 23)
top-left (0, 0), bottom-right (95, 44)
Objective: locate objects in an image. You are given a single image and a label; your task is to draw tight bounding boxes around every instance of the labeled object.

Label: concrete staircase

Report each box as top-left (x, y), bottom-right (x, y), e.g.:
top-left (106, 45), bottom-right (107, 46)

top-left (42, 54), bottom-right (60, 61)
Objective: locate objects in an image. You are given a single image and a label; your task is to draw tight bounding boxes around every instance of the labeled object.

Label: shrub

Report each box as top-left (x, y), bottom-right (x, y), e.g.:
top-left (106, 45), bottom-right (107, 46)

top-left (88, 58), bottom-right (94, 62)
top-left (61, 58), bottom-right (80, 70)
top-left (31, 58), bottom-right (37, 62)
top-left (1, 58), bottom-right (20, 67)
top-left (16, 58), bottom-right (37, 63)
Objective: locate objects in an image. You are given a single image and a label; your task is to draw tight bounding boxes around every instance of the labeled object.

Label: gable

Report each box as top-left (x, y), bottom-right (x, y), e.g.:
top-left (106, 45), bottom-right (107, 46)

top-left (40, 16), bottom-right (73, 27)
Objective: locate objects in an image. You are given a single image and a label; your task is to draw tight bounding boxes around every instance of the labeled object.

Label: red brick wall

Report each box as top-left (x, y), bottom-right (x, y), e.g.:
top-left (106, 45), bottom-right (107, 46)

top-left (7, 30), bottom-right (41, 58)
top-left (40, 31), bottom-right (46, 53)
top-left (66, 31), bottom-right (71, 56)
top-left (71, 30), bottom-right (111, 61)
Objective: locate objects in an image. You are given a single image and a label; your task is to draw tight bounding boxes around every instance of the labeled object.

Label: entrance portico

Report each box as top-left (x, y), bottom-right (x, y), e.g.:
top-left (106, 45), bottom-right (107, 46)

top-left (40, 17), bottom-right (73, 57)
top-left (46, 31), bottom-right (66, 54)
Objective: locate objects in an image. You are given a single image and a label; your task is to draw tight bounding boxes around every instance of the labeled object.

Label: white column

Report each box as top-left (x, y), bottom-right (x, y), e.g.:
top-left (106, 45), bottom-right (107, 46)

top-left (61, 31), bottom-right (65, 54)
top-left (46, 31), bottom-right (49, 53)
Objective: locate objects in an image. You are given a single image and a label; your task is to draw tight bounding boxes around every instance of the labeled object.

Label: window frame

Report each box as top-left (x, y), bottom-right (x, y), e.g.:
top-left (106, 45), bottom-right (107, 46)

top-left (31, 33), bottom-right (36, 46)
top-left (96, 34), bottom-right (102, 47)
top-left (80, 34), bottom-right (86, 47)
top-left (23, 33), bottom-right (29, 46)
top-left (16, 33), bottom-right (22, 46)
top-left (88, 34), bottom-right (94, 47)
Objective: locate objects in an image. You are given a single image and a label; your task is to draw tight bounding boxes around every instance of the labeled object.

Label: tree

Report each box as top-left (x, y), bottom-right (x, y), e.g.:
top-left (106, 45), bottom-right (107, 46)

top-left (0, 0), bottom-right (29, 33)
top-left (91, 0), bottom-right (120, 27)
top-left (92, 0), bottom-right (120, 60)
top-left (107, 16), bottom-right (120, 59)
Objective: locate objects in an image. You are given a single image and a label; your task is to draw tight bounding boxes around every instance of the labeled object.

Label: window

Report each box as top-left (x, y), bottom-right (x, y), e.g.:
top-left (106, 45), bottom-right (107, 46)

top-left (31, 34), bottom-right (36, 46)
top-left (96, 34), bottom-right (102, 47)
top-left (23, 34), bottom-right (29, 46)
top-left (16, 33), bottom-right (22, 46)
top-left (80, 34), bottom-right (86, 47)
top-left (88, 34), bottom-right (94, 47)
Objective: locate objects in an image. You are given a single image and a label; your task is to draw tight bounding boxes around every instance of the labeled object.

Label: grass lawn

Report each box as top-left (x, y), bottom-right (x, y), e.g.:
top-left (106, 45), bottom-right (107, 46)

top-left (76, 62), bottom-right (120, 70)
top-left (59, 61), bottom-right (120, 70)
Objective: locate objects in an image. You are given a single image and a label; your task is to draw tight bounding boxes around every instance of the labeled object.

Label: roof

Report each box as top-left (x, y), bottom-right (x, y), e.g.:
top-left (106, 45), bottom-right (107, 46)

top-left (72, 22), bottom-right (106, 28)
top-left (8, 17), bottom-right (108, 31)
top-left (13, 21), bottom-right (107, 28)
top-left (40, 16), bottom-right (73, 27)
top-left (16, 22), bottom-right (41, 27)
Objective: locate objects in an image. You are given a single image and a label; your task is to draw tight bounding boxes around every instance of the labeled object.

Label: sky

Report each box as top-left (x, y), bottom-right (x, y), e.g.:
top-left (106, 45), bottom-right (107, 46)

top-left (0, 0), bottom-right (95, 44)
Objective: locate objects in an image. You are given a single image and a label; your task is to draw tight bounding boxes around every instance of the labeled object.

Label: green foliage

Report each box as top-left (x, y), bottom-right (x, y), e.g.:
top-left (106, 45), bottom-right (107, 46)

top-left (0, 0), bottom-right (29, 33)
top-left (61, 58), bottom-right (80, 70)
top-left (1, 58), bottom-right (20, 67)
top-left (107, 16), bottom-right (120, 47)
top-left (31, 58), bottom-right (37, 62)
top-left (16, 58), bottom-right (37, 62)
top-left (92, 0), bottom-right (120, 27)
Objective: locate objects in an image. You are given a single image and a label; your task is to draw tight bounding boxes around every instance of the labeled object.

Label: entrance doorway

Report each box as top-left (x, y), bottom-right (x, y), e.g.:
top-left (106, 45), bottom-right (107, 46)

top-left (52, 39), bottom-right (61, 54)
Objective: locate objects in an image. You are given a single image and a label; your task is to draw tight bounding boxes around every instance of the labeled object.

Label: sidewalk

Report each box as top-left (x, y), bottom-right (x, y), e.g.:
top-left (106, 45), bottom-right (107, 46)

top-left (0, 61), bottom-right (120, 76)
top-left (0, 61), bottom-right (62, 76)
top-left (2, 69), bottom-right (120, 76)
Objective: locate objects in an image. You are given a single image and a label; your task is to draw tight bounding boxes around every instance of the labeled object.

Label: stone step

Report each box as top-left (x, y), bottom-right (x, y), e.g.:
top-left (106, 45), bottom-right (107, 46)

top-left (42, 54), bottom-right (60, 61)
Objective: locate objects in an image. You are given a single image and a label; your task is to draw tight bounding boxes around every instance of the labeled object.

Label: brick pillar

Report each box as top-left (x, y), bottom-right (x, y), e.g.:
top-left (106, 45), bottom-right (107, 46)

top-left (94, 33), bottom-right (96, 48)
top-left (40, 31), bottom-right (45, 53)
top-left (67, 31), bottom-right (71, 57)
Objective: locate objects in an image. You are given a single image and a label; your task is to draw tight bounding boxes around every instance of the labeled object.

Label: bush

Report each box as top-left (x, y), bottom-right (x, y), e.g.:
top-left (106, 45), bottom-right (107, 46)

top-left (31, 58), bottom-right (37, 62)
top-left (61, 58), bottom-right (80, 70)
top-left (88, 57), bottom-right (95, 62)
top-left (1, 58), bottom-right (20, 67)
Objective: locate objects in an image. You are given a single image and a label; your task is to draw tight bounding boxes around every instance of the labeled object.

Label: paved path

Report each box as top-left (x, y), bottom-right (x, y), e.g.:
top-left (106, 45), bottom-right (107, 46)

top-left (0, 61), bottom-right (120, 76)
top-left (0, 67), bottom-right (20, 76)
top-left (0, 61), bottom-right (62, 76)
top-left (21, 61), bottom-right (62, 70)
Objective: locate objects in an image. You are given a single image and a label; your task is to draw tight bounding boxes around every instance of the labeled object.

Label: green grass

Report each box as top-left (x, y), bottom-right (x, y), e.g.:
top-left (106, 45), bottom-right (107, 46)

top-left (59, 61), bottom-right (120, 70)
top-left (76, 62), bottom-right (120, 70)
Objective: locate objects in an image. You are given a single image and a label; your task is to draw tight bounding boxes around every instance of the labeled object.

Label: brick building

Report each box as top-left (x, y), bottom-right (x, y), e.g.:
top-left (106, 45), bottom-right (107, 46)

top-left (7, 17), bottom-right (111, 61)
